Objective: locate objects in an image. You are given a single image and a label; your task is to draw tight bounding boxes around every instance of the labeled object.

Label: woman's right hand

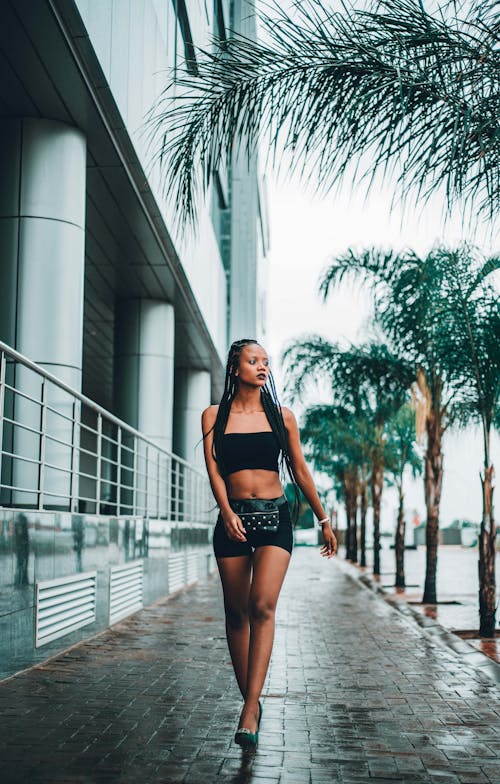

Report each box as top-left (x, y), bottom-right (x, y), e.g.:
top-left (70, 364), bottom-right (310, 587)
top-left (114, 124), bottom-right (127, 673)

top-left (222, 512), bottom-right (247, 542)
top-left (320, 524), bottom-right (337, 558)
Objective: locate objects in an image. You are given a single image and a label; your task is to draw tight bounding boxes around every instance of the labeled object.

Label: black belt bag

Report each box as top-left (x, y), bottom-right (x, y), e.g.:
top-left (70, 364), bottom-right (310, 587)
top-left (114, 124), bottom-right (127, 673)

top-left (230, 496), bottom-right (286, 534)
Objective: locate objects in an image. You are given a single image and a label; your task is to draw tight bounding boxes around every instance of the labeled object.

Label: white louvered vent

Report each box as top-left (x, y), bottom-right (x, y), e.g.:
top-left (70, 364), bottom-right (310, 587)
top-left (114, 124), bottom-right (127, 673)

top-left (35, 571), bottom-right (97, 648)
top-left (109, 560), bottom-right (143, 625)
top-left (186, 551), bottom-right (199, 585)
top-left (168, 552), bottom-right (186, 593)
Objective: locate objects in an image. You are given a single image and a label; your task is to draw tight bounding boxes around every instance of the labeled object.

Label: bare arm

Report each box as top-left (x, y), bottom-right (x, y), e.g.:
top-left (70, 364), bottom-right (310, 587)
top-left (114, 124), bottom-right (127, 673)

top-left (201, 406), bottom-right (246, 542)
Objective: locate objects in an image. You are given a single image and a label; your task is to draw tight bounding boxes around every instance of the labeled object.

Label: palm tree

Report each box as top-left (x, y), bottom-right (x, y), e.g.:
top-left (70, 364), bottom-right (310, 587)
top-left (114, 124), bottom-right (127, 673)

top-left (434, 247), bottom-right (500, 635)
top-left (301, 403), bottom-right (363, 561)
top-left (320, 244), bottom-right (499, 620)
top-left (283, 339), bottom-right (413, 573)
top-left (319, 249), bottom-right (446, 602)
top-left (148, 0), bottom-right (499, 226)
top-left (385, 404), bottom-right (423, 588)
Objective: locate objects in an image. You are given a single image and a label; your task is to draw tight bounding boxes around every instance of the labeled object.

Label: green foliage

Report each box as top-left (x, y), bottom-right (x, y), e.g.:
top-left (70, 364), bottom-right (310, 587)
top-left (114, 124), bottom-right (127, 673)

top-left (384, 403), bottom-right (423, 486)
top-left (301, 403), bottom-right (362, 473)
top-left (299, 395), bottom-right (421, 510)
top-left (299, 403), bottom-right (361, 507)
top-left (282, 337), bottom-right (414, 417)
top-left (286, 340), bottom-right (415, 511)
top-left (320, 244), bottom-right (500, 431)
top-left (285, 244), bottom-right (498, 524)
top-left (148, 0), bottom-right (499, 227)
top-left (283, 482), bottom-right (314, 528)
top-left (429, 248), bottom-right (500, 438)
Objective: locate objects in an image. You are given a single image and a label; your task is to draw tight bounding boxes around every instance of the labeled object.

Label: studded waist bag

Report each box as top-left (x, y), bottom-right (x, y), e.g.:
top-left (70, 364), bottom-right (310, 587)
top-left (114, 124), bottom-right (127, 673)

top-left (229, 496), bottom-right (286, 534)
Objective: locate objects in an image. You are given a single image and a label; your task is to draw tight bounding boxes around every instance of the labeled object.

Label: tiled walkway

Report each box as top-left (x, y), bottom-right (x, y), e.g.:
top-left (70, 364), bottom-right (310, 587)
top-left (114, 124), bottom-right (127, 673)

top-left (1, 548), bottom-right (500, 784)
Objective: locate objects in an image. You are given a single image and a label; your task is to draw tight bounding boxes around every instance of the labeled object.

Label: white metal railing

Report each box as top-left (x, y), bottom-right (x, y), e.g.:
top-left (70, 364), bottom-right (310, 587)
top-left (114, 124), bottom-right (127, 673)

top-left (0, 341), bottom-right (213, 522)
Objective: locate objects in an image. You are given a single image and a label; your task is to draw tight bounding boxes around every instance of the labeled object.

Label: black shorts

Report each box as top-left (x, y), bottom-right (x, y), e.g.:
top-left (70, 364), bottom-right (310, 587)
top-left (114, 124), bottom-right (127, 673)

top-left (213, 497), bottom-right (293, 558)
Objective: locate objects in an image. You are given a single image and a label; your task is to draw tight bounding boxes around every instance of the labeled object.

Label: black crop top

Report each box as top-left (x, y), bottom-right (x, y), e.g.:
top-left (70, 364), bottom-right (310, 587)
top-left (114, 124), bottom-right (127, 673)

top-left (221, 431), bottom-right (281, 476)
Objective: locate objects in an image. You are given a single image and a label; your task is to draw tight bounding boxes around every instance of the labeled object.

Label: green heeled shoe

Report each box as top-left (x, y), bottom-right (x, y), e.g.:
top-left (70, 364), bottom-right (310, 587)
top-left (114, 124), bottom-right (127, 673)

top-left (234, 701), bottom-right (262, 748)
top-left (234, 726), bottom-right (258, 747)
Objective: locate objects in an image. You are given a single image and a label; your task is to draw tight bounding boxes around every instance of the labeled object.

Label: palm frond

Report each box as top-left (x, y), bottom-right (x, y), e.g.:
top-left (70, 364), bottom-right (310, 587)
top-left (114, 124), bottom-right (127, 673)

top-left (320, 241), bottom-right (500, 445)
top-left (384, 402), bottom-right (423, 479)
top-left (318, 247), bottom-right (400, 301)
top-left (467, 254), bottom-right (500, 294)
top-left (432, 247), bottom-right (500, 439)
top-left (301, 402), bottom-right (369, 478)
top-left (148, 0), bottom-right (500, 227)
top-left (282, 335), bottom-right (414, 422)
top-left (281, 335), bottom-right (343, 402)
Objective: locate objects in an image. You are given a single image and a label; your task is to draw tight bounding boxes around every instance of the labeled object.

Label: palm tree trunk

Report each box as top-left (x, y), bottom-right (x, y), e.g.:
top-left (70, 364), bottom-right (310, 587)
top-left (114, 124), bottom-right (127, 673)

top-left (371, 459), bottom-right (384, 576)
top-left (360, 480), bottom-right (368, 567)
top-left (350, 490), bottom-right (358, 562)
top-left (395, 481), bottom-right (405, 588)
top-left (479, 462), bottom-right (496, 636)
top-left (344, 479), bottom-right (352, 559)
top-left (344, 475), bottom-right (358, 560)
top-left (422, 410), bottom-right (444, 604)
top-left (451, 263), bottom-right (496, 637)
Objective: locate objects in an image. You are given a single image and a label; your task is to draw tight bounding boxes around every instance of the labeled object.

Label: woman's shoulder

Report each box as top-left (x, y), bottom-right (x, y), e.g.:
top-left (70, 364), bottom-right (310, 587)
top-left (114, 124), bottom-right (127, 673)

top-left (201, 404), bottom-right (219, 424)
top-left (280, 406), bottom-right (297, 427)
top-left (201, 405), bottom-right (218, 437)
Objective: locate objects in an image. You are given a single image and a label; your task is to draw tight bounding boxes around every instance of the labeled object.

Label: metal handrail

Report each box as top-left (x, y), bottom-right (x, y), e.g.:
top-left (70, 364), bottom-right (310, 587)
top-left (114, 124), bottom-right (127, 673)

top-left (0, 341), bottom-right (213, 522)
top-left (0, 341), bottom-right (202, 472)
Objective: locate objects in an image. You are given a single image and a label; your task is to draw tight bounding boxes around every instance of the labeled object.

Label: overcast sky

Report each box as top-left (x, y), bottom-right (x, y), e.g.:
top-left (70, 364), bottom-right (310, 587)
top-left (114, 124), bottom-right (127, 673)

top-left (264, 174), bottom-right (499, 532)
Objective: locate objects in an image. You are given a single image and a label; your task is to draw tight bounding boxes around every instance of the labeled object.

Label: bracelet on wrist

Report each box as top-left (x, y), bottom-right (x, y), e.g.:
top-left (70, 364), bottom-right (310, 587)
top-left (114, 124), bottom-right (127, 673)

top-left (316, 516), bottom-right (330, 528)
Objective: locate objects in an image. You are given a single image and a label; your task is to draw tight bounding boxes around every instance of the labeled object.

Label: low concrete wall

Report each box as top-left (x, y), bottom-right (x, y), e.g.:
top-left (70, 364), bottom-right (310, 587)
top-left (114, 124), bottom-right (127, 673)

top-left (0, 509), bottom-right (215, 681)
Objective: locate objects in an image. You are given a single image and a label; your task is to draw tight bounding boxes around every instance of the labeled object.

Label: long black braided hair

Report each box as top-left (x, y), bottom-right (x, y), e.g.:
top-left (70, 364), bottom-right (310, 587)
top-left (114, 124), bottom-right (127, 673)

top-left (208, 338), bottom-right (300, 521)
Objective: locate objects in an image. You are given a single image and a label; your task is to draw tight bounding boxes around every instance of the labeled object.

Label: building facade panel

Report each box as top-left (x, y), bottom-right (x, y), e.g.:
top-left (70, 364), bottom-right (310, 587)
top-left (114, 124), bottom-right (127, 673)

top-left (0, 0), bottom-right (268, 679)
top-left (74, 0), bottom-right (229, 360)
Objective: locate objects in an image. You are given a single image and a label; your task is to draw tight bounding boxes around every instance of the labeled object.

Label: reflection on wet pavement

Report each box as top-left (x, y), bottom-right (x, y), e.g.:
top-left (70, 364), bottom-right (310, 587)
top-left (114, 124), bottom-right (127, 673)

top-left (456, 632), bottom-right (500, 663)
top-left (348, 543), bottom-right (500, 634)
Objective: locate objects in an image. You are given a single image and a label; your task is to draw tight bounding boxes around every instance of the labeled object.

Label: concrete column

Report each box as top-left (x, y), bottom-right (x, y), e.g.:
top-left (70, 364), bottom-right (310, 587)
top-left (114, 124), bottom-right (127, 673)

top-left (114, 299), bottom-right (175, 452)
top-left (0, 118), bottom-right (86, 507)
top-left (174, 369), bottom-right (211, 468)
top-left (0, 118), bottom-right (86, 381)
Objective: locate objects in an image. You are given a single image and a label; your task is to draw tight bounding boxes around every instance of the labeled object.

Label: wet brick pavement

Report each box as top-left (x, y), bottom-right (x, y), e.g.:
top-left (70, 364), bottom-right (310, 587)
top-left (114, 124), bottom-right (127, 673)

top-left (1, 547), bottom-right (500, 784)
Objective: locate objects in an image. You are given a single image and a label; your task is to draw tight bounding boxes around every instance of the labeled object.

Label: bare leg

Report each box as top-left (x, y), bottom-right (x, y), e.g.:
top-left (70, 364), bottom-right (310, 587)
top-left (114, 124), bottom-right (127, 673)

top-left (238, 545), bottom-right (291, 732)
top-left (216, 555), bottom-right (252, 698)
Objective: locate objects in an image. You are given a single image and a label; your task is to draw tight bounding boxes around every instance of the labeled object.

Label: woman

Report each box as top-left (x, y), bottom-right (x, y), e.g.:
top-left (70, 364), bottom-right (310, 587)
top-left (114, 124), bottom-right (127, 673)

top-left (201, 338), bottom-right (337, 747)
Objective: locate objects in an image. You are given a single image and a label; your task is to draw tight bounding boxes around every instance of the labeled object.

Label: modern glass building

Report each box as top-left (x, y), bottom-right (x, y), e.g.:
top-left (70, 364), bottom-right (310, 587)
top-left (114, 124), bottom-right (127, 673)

top-left (0, 0), bottom-right (268, 679)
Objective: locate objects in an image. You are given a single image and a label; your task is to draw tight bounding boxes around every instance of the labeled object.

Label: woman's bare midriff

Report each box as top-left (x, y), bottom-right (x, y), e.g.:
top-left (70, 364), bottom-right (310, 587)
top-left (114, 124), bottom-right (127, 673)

top-left (226, 469), bottom-right (284, 500)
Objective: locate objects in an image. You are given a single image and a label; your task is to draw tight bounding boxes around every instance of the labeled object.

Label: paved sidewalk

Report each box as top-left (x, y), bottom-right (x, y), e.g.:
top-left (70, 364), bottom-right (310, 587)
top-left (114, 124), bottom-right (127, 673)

top-left (1, 549), bottom-right (500, 784)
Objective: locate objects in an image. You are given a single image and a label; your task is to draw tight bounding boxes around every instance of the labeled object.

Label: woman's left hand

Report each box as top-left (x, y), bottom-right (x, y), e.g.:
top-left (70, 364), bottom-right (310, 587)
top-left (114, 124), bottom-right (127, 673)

top-left (320, 524), bottom-right (337, 559)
